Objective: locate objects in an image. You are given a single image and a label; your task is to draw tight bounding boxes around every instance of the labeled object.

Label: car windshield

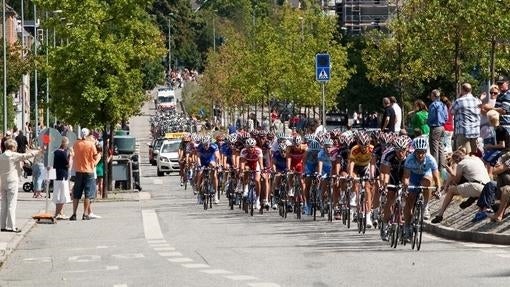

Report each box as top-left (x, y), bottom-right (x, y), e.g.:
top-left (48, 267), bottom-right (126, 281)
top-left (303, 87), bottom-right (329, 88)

top-left (158, 96), bottom-right (175, 103)
top-left (161, 142), bottom-right (180, 153)
top-left (154, 139), bottom-right (165, 149)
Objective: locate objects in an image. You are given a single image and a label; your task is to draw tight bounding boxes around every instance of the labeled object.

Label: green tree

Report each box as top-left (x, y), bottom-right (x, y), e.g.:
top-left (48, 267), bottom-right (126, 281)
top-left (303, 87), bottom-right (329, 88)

top-left (363, 0), bottom-right (510, 100)
top-left (36, 0), bottom-right (165, 127)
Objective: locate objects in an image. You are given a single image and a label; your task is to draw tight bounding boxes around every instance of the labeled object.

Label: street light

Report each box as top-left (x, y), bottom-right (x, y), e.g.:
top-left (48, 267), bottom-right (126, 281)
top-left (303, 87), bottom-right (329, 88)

top-left (2, 0), bottom-right (7, 133)
top-left (167, 13), bottom-right (174, 76)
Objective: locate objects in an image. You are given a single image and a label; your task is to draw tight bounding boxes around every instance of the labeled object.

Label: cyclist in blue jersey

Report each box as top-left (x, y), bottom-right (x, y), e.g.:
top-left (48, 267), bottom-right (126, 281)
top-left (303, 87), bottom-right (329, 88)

top-left (402, 137), bottom-right (441, 241)
top-left (220, 134), bottom-right (235, 169)
top-left (303, 139), bottom-right (320, 215)
top-left (271, 141), bottom-right (288, 209)
top-left (195, 136), bottom-right (221, 204)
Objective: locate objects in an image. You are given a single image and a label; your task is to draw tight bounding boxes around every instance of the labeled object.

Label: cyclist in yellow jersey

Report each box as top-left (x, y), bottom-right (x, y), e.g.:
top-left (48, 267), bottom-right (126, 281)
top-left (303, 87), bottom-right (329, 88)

top-left (348, 131), bottom-right (375, 228)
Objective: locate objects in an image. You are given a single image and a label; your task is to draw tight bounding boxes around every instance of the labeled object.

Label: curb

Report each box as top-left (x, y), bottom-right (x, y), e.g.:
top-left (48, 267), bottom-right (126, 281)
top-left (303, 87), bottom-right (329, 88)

top-left (424, 222), bottom-right (510, 245)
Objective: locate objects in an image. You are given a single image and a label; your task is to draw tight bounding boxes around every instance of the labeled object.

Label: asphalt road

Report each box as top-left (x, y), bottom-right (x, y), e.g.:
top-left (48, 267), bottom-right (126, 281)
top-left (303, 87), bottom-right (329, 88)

top-left (0, 99), bottom-right (509, 287)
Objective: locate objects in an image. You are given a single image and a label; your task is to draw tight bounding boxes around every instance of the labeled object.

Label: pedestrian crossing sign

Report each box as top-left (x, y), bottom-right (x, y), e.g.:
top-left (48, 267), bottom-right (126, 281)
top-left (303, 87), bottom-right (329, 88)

top-left (316, 53), bottom-right (330, 82)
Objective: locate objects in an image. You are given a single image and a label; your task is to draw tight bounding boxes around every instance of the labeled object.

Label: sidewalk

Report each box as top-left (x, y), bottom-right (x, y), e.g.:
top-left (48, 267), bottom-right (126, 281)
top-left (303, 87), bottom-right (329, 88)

top-left (426, 196), bottom-right (510, 245)
top-left (0, 185), bottom-right (150, 266)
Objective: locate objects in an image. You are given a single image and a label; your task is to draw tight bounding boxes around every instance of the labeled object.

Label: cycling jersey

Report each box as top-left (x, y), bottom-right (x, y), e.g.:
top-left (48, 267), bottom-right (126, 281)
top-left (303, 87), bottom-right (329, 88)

top-left (380, 148), bottom-right (406, 185)
top-left (349, 144), bottom-right (374, 167)
top-left (318, 148), bottom-right (334, 176)
top-left (304, 150), bottom-right (319, 175)
top-left (220, 143), bottom-right (233, 166)
top-left (272, 150), bottom-right (287, 172)
top-left (179, 141), bottom-right (193, 155)
top-left (404, 152), bottom-right (438, 189)
top-left (196, 144), bottom-right (218, 166)
top-left (288, 146), bottom-right (305, 173)
top-left (240, 147), bottom-right (263, 171)
top-left (336, 147), bottom-right (350, 172)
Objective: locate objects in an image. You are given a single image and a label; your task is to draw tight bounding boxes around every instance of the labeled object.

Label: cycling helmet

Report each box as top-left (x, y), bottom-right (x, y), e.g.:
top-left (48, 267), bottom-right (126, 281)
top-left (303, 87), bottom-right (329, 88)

top-left (412, 137), bottom-right (428, 151)
top-left (323, 138), bottom-right (333, 146)
top-left (355, 131), bottom-right (370, 146)
top-left (275, 131), bottom-right (285, 139)
top-left (304, 134), bottom-right (315, 143)
top-left (245, 137), bottom-right (257, 147)
top-left (379, 132), bottom-right (394, 145)
top-left (250, 130), bottom-right (259, 138)
top-left (339, 132), bottom-right (353, 146)
top-left (201, 136), bottom-right (211, 145)
top-left (292, 135), bottom-right (303, 146)
top-left (191, 133), bottom-right (200, 143)
top-left (394, 135), bottom-right (411, 150)
top-left (278, 142), bottom-right (287, 152)
top-left (267, 132), bottom-right (275, 140)
top-left (227, 133), bottom-right (238, 144)
top-left (330, 128), bottom-right (342, 139)
top-left (307, 140), bottom-right (321, 151)
top-left (238, 130), bottom-right (250, 139)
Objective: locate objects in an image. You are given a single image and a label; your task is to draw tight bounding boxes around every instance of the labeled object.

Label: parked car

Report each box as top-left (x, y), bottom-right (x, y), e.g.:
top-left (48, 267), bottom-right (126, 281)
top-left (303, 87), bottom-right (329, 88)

top-left (149, 138), bottom-right (165, 166)
top-left (156, 139), bottom-right (181, 176)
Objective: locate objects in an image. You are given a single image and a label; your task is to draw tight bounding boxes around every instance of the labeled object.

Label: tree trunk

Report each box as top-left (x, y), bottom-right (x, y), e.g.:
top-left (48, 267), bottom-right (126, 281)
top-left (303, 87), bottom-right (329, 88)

top-left (454, 38), bottom-right (461, 95)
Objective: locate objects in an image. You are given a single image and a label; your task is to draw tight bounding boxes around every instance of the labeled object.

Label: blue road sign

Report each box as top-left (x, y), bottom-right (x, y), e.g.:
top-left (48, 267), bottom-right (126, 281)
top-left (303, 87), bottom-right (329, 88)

top-left (316, 53), bottom-right (330, 82)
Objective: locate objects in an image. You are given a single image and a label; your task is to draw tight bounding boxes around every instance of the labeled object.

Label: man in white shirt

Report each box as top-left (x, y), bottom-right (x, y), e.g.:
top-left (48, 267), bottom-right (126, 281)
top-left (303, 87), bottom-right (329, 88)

top-left (390, 96), bottom-right (402, 133)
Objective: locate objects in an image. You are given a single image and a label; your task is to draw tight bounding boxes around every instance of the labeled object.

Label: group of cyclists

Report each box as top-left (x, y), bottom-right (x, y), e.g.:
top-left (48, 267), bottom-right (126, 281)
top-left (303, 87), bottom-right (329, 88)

top-left (177, 127), bottom-right (441, 243)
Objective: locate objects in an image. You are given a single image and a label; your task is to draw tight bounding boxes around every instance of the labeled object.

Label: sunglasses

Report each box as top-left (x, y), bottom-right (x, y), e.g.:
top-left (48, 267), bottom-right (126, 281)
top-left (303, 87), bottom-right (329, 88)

top-left (490, 91), bottom-right (499, 95)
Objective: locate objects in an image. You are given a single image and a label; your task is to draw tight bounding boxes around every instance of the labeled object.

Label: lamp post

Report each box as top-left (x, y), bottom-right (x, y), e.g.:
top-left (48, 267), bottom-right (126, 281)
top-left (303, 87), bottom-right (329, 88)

top-left (33, 3), bottom-right (38, 136)
top-left (167, 13), bottom-right (173, 77)
top-left (2, 0), bottom-right (7, 133)
top-left (21, 0), bottom-right (25, 132)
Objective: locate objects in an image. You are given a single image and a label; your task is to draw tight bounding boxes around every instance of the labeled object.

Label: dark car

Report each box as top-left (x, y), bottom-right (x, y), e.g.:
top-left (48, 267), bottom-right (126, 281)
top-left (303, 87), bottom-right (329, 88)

top-left (149, 138), bottom-right (165, 166)
top-left (325, 111), bottom-right (348, 127)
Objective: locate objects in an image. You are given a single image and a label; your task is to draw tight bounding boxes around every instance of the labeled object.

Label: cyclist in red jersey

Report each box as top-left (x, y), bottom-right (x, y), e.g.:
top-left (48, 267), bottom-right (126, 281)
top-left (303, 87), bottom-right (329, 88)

top-left (239, 137), bottom-right (264, 210)
top-left (286, 135), bottom-right (306, 202)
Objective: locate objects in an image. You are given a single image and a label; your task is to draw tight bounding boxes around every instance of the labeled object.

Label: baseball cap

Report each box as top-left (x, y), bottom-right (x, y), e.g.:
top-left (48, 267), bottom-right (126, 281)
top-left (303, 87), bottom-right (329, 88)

top-left (496, 75), bottom-right (509, 84)
top-left (80, 128), bottom-right (90, 138)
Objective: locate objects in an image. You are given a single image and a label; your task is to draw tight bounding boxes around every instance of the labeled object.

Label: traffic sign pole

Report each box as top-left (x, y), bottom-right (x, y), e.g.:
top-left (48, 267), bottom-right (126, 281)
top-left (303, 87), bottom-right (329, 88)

top-left (322, 83), bottom-right (326, 128)
top-left (316, 53), bottom-right (330, 128)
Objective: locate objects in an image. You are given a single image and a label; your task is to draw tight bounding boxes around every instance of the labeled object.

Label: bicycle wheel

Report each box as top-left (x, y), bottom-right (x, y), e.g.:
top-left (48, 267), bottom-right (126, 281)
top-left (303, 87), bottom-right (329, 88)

top-left (328, 185), bottom-right (333, 222)
top-left (347, 206), bottom-right (351, 229)
top-left (411, 205), bottom-right (422, 250)
top-left (362, 210), bottom-right (367, 234)
top-left (389, 224), bottom-right (396, 248)
top-left (417, 205), bottom-right (425, 251)
top-left (312, 186), bottom-right (317, 221)
top-left (249, 187), bottom-right (254, 216)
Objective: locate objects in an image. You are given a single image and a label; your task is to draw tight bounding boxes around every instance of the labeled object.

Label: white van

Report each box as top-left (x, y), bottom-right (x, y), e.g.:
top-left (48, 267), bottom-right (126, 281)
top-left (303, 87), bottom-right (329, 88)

top-left (156, 87), bottom-right (176, 110)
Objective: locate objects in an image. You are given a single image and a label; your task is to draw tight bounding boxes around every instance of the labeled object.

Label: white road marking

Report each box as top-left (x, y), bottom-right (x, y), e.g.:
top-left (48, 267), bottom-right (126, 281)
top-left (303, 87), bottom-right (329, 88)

top-left (96, 245), bottom-right (109, 249)
top-left (64, 266), bottom-right (119, 273)
top-left (68, 255), bottom-right (101, 262)
top-left (200, 269), bottom-right (233, 275)
top-left (479, 249), bottom-right (507, 254)
top-left (147, 239), bottom-right (167, 244)
top-left (158, 252), bottom-right (183, 257)
top-left (248, 283), bottom-right (281, 287)
top-left (153, 247), bottom-right (176, 251)
top-left (181, 263), bottom-right (210, 269)
top-left (113, 285), bottom-right (127, 287)
top-left (112, 253), bottom-right (145, 259)
top-left (142, 209), bottom-right (164, 240)
top-left (23, 257), bottom-right (52, 263)
top-left (497, 254), bottom-right (510, 258)
top-left (153, 179), bottom-right (163, 185)
top-left (224, 275), bottom-right (258, 281)
top-left (149, 243), bottom-right (172, 248)
top-left (168, 257), bottom-right (193, 263)
top-left (106, 266), bottom-right (120, 270)
top-left (462, 243), bottom-right (498, 248)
